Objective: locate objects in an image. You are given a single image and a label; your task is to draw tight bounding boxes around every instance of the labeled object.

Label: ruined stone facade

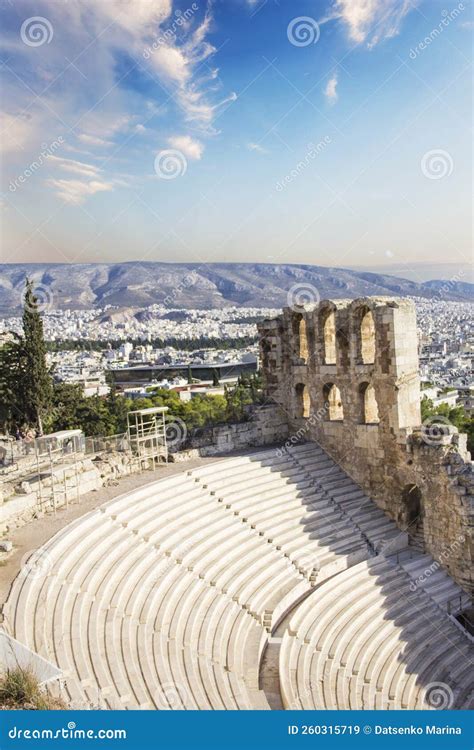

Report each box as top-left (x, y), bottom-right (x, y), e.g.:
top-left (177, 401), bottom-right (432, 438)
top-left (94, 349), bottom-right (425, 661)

top-left (258, 297), bottom-right (474, 595)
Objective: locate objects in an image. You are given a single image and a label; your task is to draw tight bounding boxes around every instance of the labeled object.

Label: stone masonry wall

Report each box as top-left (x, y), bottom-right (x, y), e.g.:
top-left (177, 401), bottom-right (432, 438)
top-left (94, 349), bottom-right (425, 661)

top-left (258, 296), bottom-right (474, 595)
top-left (182, 404), bottom-right (289, 456)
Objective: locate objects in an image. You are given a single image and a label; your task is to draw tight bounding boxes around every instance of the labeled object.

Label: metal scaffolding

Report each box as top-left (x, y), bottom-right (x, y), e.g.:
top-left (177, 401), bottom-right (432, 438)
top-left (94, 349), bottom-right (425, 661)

top-left (126, 406), bottom-right (169, 470)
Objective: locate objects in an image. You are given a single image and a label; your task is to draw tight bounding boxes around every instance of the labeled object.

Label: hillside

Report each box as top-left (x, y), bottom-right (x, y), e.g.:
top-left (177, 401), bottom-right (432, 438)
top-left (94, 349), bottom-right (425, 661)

top-left (0, 262), bottom-right (471, 312)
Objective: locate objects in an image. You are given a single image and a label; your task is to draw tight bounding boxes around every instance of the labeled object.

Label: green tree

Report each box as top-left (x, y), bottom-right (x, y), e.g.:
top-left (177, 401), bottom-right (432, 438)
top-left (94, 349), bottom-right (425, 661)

top-left (420, 396), bottom-right (434, 422)
top-left (48, 382), bottom-right (85, 431)
top-left (74, 395), bottom-right (117, 436)
top-left (105, 372), bottom-right (130, 433)
top-left (20, 280), bottom-right (53, 434)
top-left (421, 396), bottom-right (473, 455)
top-left (0, 339), bottom-right (25, 431)
top-left (0, 281), bottom-right (53, 434)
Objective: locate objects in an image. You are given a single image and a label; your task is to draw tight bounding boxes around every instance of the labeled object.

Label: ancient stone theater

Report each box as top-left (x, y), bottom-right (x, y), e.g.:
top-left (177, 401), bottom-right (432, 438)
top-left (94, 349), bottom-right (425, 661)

top-left (2, 297), bottom-right (473, 710)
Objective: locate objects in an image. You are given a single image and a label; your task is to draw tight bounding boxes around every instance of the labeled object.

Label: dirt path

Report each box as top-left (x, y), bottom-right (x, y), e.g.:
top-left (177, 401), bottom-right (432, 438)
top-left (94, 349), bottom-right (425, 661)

top-left (0, 456), bottom-right (226, 612)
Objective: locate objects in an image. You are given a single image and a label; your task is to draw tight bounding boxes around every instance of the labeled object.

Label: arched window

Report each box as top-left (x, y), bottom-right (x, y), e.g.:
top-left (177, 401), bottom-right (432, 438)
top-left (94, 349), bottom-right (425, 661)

top-left (299, 318), bottom-right (308, 361)
top-left (359, 382), bottom-right (379, 424)
top-left (323, 383), bottom-right (343, 421)
top-left (322, 311), bottom-right (336, 364)
top-left (360, 309), bottom-right (375, 364)
top-left (292, 314), bottom-right (308, 362)
top-left (295, 383), bottom-right (311, 418)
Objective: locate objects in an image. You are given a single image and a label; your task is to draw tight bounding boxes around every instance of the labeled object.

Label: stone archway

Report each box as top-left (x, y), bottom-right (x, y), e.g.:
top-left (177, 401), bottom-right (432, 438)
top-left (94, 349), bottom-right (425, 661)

top-left (295, 383), bottom-right (311, 419)
top-left (358, 382), bottom-right (379, 424)
top-left (359, 308), bottom-right (376, 364)
top-left (400, 483), bottom-right (423, 529)
top-left (321, 310), bottom-right (336, 364)
top-left (291, 314), bottom-right (309, 362)
top-left (323, 383), bottom-right (344, 421)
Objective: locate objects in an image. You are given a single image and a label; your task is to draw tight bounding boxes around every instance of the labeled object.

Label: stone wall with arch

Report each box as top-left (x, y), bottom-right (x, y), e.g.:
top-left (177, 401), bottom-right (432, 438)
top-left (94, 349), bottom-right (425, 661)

top-left (258, 296), bottom-right (473, 594)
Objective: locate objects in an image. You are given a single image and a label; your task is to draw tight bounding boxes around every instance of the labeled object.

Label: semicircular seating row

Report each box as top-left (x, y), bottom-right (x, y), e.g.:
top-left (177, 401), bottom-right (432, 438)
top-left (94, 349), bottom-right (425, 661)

top-left (5, 443), bottom-right (380, 709)
top-left (279, 556), bottom-right (473, 710)
top-left (4, 442), bottom-right (470, 710)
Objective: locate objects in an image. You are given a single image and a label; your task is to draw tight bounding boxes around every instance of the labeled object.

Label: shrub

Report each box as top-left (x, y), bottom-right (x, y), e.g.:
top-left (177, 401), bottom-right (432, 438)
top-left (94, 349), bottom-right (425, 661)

top-left (0, 667), bottom-right (66, 710)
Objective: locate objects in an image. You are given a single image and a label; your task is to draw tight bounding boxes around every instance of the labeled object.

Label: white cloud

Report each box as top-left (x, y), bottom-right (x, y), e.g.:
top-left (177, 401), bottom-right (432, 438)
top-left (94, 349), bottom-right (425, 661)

top-left (144, 9), bottom-right (234, 127)
top-left (94, 0), bottom-right (172, 36)
top-left (150, 44), bottom-right (191, 83)
top-left (47, 155), bottom-right (102, 178)
top-left (168, 135), bottom-right (204, 160)
top-left (247, 142), bottom-right (268, 154)
top-left (45, 178), bottom-right (114, 205)
top-left (181, 91), bottom-right (237, 127)
top-left (77, 113), bottom-right (136, 140)
top-left (324, 73), bottom-right (338, 103)
top-left (1, 0), bottom-right (233, 205)
top-left (2, 0), bottom-right (229, 155)
top-left (0, 112), bottom-right (37, 153)
top-left (78, 133), bottom-right (113, 147)
top-left (46, 154), bottom-right (127, 204)
top-left (329, 0), bottom-right (417, 46)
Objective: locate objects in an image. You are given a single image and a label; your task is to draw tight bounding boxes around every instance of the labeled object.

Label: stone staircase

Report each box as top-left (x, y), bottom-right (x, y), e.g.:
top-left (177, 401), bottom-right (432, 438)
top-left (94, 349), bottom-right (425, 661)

top-left (407, 520), bottom-right (425, 553)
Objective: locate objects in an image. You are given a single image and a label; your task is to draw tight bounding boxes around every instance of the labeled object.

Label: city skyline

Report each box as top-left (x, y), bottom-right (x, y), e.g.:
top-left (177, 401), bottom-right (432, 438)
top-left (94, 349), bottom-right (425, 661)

top-left (1, 0), bottom-right (472, 279)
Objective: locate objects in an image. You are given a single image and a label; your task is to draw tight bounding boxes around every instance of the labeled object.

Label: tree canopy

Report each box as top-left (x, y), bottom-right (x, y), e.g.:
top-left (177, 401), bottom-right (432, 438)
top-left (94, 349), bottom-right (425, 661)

top-left (0, 280), bottom-right (53, 434)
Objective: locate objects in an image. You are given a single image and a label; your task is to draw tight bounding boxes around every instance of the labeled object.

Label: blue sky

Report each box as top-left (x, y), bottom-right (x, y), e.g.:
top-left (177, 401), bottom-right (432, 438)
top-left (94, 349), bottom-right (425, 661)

top-left (0, 0), bottom-right (472, 278)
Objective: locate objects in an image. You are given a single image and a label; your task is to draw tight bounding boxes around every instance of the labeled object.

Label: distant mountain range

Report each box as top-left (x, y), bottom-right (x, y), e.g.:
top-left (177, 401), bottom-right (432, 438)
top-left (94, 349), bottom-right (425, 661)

top-left (0, 262), bottom-right (472, 313)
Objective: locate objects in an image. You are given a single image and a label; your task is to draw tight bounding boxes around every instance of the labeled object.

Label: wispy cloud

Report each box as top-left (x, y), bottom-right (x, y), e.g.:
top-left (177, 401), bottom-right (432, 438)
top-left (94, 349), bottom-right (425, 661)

top-left (324, 73), bottom-right (338, 103)
top-left (142, 4), bottom-right (235, 128)
top-left (45, 178), bottom-right (114, 205)
top-left (247, 142), bottom-right (268, 154)
top-left (1, 0), bottom-right (231, 203)
top-left (47, 155), bottom-right (102, 178)
top-left (46, 154), bottom-right (126, 204)
top-left (325, 0), bottom-right (417, 47)
top-left (78, 133), bottom-right (113, 147)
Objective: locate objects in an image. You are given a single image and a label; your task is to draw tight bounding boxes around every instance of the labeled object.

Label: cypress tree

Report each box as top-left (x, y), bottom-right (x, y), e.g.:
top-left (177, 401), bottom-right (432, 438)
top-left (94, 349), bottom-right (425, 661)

top-left (19, 279), bottom-right (53, 434)
top-left (0, 338), bottom-right (24, 431)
